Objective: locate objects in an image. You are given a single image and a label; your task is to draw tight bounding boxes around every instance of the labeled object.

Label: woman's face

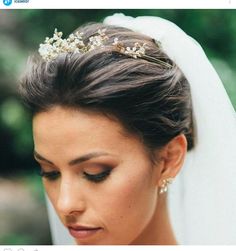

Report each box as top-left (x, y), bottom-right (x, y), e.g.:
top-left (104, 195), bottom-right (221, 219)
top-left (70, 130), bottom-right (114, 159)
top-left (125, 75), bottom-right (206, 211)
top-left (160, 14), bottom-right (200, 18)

top-left (33, 106), bottom-right (161, 245)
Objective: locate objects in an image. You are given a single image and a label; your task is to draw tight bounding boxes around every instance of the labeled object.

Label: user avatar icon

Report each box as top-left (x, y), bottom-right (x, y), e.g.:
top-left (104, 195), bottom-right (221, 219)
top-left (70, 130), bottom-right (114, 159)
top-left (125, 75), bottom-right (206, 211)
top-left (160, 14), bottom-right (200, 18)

top-left (3, 0), bottom-right (12, 6)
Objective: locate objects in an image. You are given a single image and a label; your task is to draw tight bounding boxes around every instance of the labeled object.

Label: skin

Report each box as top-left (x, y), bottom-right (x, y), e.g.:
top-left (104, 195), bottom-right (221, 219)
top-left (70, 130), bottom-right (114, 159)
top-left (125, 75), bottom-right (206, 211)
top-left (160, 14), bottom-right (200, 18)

top-left (33, 105), bottom-right (187, 245)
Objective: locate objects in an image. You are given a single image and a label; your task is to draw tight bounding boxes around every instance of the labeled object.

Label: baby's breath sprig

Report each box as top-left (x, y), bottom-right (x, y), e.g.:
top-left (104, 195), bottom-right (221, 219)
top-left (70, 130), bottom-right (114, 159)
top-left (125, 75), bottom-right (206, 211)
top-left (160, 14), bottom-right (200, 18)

top-left (87, 29), bottom-right (109, 51)
top-left (112, 38), bottom-right (146, 59)
top-left (112, 38), bottom-right (172, 68)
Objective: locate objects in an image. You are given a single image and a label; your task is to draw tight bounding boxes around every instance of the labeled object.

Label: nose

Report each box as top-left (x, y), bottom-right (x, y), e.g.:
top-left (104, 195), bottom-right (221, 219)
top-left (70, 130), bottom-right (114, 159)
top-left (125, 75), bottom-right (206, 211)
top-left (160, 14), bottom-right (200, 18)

top-left (56, 176), bottom-right (86, 216)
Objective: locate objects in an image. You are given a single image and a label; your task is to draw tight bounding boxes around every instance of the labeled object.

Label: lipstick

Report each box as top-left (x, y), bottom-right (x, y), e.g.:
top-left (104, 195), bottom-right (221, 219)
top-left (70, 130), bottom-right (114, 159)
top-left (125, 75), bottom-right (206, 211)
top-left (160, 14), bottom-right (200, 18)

top-left (68, 225), bottom-right (102, 239)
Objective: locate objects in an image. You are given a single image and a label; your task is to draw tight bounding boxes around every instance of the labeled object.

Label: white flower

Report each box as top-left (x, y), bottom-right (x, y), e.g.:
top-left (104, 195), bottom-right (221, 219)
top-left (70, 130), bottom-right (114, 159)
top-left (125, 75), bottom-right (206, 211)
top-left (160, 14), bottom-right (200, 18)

top-left (113, 38), bottom-right (119, 45)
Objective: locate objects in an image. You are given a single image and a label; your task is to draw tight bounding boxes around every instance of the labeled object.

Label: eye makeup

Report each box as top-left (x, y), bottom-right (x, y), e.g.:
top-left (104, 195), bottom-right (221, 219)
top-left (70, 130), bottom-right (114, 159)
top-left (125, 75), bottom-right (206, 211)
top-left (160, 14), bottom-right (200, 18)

top-left (39, 169), bottom-right (60, 181)
top-left (38, 166), bottom-right (112, 183)
top-left (83, 169), bottom-right (112, 183)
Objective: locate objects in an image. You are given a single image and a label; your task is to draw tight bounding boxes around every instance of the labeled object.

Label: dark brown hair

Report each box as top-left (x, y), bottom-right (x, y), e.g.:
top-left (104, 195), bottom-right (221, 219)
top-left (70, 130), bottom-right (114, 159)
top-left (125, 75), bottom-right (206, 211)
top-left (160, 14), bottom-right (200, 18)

top-left (19, 22), bottom-right (194, 152)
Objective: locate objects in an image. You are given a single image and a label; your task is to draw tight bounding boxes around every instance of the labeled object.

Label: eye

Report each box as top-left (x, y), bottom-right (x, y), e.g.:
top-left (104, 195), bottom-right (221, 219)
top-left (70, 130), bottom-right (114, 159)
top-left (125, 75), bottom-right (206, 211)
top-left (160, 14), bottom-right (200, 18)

top-left (39, 169), bottom-right (60, 181)
top-left (83, 169), bottom-right (111, 183)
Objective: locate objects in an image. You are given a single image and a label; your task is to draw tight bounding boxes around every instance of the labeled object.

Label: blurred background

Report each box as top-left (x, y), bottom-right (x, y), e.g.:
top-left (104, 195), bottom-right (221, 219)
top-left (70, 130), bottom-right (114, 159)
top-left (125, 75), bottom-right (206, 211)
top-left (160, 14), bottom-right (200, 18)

top-left (0, 9), bottom-right (235, 245)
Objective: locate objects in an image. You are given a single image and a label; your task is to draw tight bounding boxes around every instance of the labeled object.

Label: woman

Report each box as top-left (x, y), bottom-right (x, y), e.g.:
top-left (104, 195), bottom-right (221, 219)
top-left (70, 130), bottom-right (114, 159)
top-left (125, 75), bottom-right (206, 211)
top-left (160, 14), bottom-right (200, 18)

top-left (19, 13), bottom-right (236, 245)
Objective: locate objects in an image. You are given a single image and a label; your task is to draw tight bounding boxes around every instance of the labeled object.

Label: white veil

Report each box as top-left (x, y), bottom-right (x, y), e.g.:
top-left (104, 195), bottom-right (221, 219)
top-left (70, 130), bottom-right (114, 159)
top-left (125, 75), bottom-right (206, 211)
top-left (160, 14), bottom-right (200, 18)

top-left (46, 13), bottom-right (236, 244)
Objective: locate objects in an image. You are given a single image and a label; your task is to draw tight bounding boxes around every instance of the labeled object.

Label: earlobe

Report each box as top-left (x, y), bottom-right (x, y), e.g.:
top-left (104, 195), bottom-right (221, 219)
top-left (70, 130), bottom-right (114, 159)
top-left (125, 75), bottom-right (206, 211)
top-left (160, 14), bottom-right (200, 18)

top-left (157, 134), bottom-right (187, 188)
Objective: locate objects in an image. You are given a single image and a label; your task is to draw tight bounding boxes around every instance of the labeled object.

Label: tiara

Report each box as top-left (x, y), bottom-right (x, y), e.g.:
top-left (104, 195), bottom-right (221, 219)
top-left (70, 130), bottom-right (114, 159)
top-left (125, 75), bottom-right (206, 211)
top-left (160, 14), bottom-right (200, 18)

top-left (38, 28), bottom-right (172, 68)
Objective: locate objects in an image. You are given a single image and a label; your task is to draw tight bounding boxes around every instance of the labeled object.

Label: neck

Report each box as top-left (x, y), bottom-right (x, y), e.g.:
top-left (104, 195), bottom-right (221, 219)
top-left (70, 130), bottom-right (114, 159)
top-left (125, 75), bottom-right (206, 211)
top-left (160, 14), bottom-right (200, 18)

top-left (131, 193), bottom-right (177, 245)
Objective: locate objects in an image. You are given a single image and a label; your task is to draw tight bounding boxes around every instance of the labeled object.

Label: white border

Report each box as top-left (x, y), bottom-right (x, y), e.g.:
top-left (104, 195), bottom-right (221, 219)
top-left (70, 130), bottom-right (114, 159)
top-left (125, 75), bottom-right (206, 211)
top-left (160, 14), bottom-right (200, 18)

top-left (1, 245), bottom-right (236, 250)
top-left (1, 1), bottom-right (236, 250)
top-left (0, 0), bottom-right (236, 9)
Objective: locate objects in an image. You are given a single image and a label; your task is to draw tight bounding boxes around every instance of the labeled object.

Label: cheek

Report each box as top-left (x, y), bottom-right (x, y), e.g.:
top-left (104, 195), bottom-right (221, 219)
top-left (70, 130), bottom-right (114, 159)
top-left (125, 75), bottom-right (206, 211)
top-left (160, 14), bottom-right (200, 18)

top-left (109, 174), bottom-right (155, 218)
top-left (95, 166), bottom-right (157, 242)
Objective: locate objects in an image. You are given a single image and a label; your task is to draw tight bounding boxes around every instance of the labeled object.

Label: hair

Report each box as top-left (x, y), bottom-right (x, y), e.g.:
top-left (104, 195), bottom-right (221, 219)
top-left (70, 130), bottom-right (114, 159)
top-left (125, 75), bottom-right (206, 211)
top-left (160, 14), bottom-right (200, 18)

top-left (19, 22), bottom-right (194, 154)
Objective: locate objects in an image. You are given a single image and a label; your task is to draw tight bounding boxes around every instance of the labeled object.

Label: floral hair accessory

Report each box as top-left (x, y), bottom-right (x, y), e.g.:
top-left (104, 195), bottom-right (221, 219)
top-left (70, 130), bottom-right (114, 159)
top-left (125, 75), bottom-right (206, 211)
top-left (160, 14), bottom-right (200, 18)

top-left (112, 37), bottom-right (172, 68)
top-left (112, 38), bottom-right (146, 59)
top-left (38, 28), bottom-right (172, 68)
top-left (38, 28), bottom-right (108, 62)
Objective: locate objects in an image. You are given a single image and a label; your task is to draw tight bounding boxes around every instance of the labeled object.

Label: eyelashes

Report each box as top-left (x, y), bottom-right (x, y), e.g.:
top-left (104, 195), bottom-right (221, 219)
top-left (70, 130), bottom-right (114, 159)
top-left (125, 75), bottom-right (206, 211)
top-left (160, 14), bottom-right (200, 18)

top-left (83, 169), bottom-right (111, 183)
top-left (39, 168), bottom-right (111, 183)
top-left (39, 170), bottom-right (60, 181)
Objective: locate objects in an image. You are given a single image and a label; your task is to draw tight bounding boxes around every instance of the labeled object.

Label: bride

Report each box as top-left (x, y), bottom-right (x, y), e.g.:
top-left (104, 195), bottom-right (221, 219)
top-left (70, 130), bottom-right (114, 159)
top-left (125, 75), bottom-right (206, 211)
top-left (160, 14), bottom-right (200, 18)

top-left (19, 13), bottom-right (236, 244)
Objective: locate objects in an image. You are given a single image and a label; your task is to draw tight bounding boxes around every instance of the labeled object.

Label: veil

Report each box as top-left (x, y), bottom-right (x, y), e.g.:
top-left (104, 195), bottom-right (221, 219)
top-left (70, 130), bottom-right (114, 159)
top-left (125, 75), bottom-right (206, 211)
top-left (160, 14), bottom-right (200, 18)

top-left (45, 13), bottom-right (236, 244)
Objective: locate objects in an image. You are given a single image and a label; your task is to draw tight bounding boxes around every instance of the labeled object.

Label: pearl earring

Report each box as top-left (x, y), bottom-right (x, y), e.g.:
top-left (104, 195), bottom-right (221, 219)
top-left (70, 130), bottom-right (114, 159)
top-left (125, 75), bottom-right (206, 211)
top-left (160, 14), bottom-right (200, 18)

top-left (159, 178), bottom-right (174, 194)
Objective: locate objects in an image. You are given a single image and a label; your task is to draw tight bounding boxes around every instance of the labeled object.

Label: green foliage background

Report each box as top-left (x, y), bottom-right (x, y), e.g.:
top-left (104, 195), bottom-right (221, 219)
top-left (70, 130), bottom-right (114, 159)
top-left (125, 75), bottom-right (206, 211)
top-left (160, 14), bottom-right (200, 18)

top-left (0, 9), bottom-right (235, 244)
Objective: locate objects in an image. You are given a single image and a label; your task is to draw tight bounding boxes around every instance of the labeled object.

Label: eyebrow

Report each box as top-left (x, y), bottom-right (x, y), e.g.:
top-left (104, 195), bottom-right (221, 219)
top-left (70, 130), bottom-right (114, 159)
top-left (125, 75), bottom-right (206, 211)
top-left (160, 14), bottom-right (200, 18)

top-left (33, 150), bottom-right (112, 166)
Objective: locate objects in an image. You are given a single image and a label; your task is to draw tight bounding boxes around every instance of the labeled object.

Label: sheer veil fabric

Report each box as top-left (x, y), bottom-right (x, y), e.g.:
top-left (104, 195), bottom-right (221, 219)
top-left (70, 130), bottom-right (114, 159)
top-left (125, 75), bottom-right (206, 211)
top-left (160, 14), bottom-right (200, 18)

top-left (46, 13), bottom-right (236, 244)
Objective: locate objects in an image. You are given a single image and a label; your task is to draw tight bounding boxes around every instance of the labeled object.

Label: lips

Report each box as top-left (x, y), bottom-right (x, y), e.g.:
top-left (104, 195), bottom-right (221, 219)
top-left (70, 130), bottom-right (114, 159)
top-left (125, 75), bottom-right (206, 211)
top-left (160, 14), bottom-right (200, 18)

top-left (67, 225), bottom-right (102, 239)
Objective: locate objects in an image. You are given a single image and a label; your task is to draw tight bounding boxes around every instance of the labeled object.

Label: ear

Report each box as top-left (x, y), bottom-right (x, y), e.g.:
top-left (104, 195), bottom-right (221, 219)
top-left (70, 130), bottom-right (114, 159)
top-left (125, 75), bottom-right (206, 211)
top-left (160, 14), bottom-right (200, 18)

top-left (157, 134), bottom-right (187, 187)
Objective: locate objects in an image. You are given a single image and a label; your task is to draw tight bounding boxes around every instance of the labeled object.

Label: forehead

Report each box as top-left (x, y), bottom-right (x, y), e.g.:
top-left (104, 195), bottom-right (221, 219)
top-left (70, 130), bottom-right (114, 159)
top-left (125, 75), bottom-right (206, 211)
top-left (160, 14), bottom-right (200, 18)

top-left (33, 106), bottom-right (125, 137)
top-left (32, 106), bottom-right (145, 159)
